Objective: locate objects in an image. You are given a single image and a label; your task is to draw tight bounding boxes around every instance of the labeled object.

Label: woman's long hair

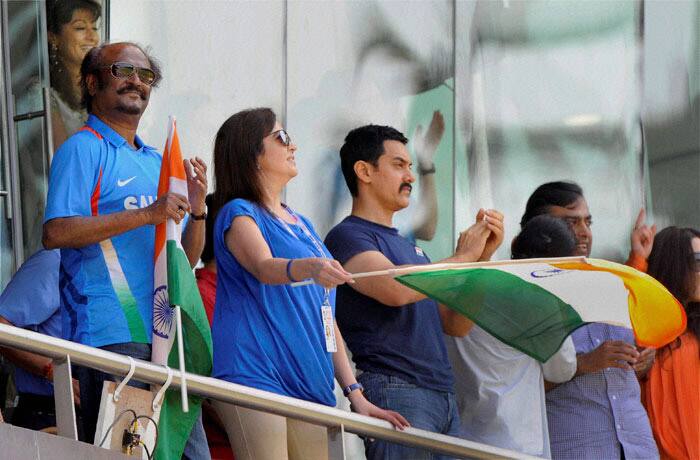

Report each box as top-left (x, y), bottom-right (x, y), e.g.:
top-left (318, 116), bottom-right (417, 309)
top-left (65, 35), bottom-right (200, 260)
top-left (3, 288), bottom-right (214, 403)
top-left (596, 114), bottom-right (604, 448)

top-left (211, 108), bottom-right (276, 220)
top-left (647, 226), bottom-right (700, 345)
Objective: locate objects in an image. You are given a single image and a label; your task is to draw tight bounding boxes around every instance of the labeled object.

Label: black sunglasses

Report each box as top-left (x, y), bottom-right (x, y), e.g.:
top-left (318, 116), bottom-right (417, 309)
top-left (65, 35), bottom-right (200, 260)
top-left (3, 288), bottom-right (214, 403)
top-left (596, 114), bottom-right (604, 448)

top-left (694, 252), bottom-right (700, 272)
top-left (270, 129), bottom-right (292, 147)
top-left (101, 62), bottom-right (158, 86)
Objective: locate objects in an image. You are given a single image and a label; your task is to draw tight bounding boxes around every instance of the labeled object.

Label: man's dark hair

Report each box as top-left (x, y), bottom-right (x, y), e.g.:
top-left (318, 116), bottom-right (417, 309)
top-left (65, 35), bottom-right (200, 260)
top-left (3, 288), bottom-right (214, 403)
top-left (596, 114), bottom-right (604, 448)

top-left (647, 226), bottom-right (700, 343)
top-left (80, 42), bottom-right (163, 113)
top-left (511, 215), bottom-right (576, 260)
top-left (46, 0), bottom-right (102, 35)
top-left (212, 108), bottom-right (276, 214)
top-left (339, 124), bottom-right (408, 196)
top-left (200, 194), bottom-right (215, 264)
top-left (520, 181), bottom-right (584, 228)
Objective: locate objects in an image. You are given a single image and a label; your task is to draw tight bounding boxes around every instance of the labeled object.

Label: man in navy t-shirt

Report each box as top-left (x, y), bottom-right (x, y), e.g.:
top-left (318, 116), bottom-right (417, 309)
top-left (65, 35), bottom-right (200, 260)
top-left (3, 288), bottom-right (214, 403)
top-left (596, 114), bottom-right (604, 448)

top-left (324, 124), bottom-right (505, 460)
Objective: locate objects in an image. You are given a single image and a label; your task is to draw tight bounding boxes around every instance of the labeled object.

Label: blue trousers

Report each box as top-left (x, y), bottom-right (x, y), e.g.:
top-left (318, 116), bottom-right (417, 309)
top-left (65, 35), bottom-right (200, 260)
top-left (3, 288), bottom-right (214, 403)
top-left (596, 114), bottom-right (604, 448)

top-left (76, 342), bottom-right (210, 459)
top-left (359, 372), bottom-right (461, 460)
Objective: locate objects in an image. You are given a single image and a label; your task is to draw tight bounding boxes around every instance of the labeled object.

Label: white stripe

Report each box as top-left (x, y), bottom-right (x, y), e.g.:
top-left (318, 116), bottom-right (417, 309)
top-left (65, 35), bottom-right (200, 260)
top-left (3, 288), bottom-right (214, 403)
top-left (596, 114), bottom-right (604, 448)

top-left (493, 263), bottom-right (632, 328)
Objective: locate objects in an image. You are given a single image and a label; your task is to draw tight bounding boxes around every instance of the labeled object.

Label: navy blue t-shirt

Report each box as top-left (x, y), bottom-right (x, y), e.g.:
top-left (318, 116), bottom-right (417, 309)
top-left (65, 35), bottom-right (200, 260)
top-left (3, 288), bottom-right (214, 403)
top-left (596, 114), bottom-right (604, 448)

top-left (324, 215), bottom-right (454, 393)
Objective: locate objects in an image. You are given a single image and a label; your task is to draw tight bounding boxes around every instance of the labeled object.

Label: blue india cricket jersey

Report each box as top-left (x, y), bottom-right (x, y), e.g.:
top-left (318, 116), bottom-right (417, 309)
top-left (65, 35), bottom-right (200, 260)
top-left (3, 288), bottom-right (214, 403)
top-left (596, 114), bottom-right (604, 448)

top-left (45, 115), bottom-right (162, 347)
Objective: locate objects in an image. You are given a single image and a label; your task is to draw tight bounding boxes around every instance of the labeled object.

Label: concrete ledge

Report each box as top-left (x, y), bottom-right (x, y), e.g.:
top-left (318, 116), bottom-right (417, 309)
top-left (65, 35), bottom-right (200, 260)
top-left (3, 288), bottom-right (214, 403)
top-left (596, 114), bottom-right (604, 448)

top-left (0, 423), bottom-right (129, 459)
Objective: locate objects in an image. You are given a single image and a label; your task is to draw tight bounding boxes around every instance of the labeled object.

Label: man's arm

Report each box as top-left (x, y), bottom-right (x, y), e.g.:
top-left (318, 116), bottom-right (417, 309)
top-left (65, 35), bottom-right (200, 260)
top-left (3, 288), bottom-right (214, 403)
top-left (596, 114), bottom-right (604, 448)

top-left (43, 192), bottom-right (190, 249)
top-left (0, 317), bottom-right (81, 404)
top-left (181, 158), bottom-right (208, 267)
top-left (0, 316), bottom-right (53, 378)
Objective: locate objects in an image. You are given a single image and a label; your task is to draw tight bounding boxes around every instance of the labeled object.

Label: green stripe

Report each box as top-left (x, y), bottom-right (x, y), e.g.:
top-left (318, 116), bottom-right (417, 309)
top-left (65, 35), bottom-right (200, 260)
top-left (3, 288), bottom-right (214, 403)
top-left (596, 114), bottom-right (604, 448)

top-left (114, 289), bottom-right (148, 343)
top-left (396, 268), bottom-right (585, 362)
top-left (155, 240), bottom-right (213, 460)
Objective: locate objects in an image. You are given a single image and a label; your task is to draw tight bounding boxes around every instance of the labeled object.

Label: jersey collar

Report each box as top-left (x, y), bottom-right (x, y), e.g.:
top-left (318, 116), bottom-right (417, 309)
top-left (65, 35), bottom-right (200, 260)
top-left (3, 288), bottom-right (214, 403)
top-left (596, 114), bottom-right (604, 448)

top-left (86, 114), bottom-right (155, 151)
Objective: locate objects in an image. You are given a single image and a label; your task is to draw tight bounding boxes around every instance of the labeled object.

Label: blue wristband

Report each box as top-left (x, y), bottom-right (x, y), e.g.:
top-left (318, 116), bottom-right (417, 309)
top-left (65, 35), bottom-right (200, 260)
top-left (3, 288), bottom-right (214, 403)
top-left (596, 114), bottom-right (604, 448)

top-left (343, 382), bottom-right (364, 397)
top-left (286, 259), bottom-right (300, 282)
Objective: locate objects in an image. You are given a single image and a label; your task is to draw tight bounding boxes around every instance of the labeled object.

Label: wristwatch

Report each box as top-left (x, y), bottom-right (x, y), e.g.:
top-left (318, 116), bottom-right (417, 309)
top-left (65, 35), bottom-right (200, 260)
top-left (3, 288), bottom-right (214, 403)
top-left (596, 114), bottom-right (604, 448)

top-left (418, 162), bottom-right (436, 175)
top-left (342, 382), bottom-right (364, 397)
top-left (191, 206), bottom-right (207, 221)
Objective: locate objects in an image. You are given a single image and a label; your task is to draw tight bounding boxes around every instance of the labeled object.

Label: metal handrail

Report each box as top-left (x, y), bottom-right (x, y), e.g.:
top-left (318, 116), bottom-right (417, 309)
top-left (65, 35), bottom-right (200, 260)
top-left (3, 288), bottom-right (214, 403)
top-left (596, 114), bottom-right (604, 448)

top-left (0, 322), bottom-right (533, 459)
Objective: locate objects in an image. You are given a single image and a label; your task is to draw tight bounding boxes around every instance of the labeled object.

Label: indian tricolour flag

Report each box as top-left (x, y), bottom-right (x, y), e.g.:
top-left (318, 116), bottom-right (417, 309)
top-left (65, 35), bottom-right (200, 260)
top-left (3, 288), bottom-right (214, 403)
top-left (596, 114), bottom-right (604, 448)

top-left (152, 117), bottom-right (213, 459)
top-left (394, 257), bottom-right (687, 362)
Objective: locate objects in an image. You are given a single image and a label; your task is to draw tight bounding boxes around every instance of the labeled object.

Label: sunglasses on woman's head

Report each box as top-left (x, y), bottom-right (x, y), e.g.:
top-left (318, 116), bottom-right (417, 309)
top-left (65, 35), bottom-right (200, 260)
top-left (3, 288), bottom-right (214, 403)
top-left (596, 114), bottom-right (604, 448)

top-left (270, 129), bottom-right (292, 147)
top-left (101, 62), bottom-right (158, 86)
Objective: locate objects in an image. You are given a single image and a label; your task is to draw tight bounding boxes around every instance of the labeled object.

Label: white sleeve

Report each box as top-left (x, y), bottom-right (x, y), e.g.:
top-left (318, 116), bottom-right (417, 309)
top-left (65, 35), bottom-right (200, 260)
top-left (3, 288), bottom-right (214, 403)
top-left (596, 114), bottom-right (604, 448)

top-left (542, 336), bottom-right (577, 383)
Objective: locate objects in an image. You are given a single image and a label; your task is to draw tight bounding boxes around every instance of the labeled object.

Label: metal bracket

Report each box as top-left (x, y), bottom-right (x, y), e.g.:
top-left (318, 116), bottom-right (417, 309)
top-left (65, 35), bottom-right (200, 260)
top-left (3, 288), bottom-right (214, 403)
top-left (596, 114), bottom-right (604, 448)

top-left (327, 424), bottom-right (347, 460)
top-left (53, 355), bottom-right (77, 440)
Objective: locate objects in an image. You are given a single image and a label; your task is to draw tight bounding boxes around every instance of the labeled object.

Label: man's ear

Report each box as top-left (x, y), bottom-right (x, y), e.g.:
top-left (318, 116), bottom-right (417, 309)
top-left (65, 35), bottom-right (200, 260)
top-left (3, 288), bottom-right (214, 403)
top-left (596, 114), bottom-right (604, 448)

top-left (85, 73), bottom-right (99, 97)
top-left (353, 160), bottom-right (373, 186)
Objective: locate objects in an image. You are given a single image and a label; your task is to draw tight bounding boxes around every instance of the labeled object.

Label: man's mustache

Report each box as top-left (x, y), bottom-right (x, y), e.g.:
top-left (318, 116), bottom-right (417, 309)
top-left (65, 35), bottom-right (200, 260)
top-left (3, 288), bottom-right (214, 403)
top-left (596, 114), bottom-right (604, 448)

top-left (117, 84), bottom-right (147, 99)
top-left (399, 183), bottom-right (412, 193)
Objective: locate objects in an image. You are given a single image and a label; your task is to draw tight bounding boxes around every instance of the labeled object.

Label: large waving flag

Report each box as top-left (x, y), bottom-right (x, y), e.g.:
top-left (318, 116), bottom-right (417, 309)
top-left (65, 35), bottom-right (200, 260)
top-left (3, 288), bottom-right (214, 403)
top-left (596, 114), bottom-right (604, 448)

top-left (395, 258), bottom-right (686, 362)
top-left (152, 117), bottom-right (213, 459)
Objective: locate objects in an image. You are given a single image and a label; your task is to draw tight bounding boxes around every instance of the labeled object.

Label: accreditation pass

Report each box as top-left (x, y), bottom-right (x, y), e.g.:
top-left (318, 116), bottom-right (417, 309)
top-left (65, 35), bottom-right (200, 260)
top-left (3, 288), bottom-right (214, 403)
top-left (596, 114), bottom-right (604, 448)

top-left (322, 303), bottom-right (337, 353)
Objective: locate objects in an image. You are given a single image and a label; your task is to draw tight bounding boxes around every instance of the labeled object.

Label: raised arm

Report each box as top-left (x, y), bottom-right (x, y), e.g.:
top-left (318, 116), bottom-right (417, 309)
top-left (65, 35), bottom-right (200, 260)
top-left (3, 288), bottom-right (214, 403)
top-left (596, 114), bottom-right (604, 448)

top-left (181, 157), bottom-right (208, 267)
top-left (345, 208), bottom-right (505, 294)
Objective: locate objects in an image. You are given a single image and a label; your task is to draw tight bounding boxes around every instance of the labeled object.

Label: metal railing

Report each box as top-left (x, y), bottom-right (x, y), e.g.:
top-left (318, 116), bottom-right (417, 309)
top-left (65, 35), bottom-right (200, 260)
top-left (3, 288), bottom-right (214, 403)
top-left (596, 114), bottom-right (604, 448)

top-left (0, 322), bottom-right (534, 459)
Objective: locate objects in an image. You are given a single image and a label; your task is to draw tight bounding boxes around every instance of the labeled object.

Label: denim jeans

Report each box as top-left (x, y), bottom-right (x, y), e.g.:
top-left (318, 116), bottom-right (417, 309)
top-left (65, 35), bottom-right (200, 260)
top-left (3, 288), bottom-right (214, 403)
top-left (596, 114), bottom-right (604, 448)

top-left (75, 342), bottom-right (210, 459)
top-left (359, 372), bottom-right (461, 460)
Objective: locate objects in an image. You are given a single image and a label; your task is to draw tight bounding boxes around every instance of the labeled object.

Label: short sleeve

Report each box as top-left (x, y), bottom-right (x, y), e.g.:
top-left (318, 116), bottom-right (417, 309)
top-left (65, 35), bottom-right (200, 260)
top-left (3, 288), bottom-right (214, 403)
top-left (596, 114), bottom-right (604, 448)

top-left (324, 223), bottom-right (380, 265)
top-left (44, 134), bottom-right (101, 222)
top-left (542, 336), bottom-right (577, 383)
top-left (217, 199), bottom-right (260, 236)
top-left (0, 250), bottom-right (60, 327)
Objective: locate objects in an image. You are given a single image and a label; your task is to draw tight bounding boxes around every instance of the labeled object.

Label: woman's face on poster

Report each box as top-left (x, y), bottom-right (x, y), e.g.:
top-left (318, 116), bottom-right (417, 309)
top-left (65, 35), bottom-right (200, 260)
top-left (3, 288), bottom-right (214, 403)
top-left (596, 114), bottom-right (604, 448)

top-left (51, 8), bottom-right (100, 68)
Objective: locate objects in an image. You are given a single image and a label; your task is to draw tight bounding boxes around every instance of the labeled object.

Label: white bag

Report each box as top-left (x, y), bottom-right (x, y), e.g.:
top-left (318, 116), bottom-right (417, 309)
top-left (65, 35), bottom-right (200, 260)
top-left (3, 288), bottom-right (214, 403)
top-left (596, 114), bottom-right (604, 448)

top-left (94, 380), bottom-right (162, 459)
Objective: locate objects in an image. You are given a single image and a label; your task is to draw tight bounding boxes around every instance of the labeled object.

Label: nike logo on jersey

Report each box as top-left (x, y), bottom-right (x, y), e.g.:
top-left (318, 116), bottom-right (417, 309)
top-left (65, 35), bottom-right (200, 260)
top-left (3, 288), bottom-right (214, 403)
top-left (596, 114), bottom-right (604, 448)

top-left (117, 176), bottom-right (137, 187)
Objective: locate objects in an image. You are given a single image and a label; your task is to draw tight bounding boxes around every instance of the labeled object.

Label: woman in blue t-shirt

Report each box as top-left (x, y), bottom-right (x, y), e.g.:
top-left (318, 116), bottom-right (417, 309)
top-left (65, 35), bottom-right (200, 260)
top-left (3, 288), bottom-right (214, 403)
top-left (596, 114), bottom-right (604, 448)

top-left (210, 108), bottom-right (409, 459)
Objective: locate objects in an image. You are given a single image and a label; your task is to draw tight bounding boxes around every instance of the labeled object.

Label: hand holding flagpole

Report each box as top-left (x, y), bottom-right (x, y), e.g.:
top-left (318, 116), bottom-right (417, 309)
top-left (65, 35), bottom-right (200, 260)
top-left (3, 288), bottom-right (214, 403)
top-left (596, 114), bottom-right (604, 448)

top-left (290, 256), bottom-right (587, 287)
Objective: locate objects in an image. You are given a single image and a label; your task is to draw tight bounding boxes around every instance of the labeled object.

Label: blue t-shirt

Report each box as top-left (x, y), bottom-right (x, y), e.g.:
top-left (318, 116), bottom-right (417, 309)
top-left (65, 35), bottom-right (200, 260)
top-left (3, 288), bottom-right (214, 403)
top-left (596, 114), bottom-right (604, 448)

top-left (44, 115), bottom-right (161, 347)
top-left (0, 250), bottom-right (61, 396)
top-left (324, 215), bottom-right (454, 393)
top-left (212, 199), bottom-right (336, 406)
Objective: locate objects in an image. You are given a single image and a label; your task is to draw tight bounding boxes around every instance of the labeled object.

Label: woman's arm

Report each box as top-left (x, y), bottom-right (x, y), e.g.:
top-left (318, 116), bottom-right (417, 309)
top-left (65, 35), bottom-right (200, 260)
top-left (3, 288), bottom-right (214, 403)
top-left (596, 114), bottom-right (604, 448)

top-left (225, 215), bottom-right (352, 287)
top-left (331, 322), bottom-right (410, 430)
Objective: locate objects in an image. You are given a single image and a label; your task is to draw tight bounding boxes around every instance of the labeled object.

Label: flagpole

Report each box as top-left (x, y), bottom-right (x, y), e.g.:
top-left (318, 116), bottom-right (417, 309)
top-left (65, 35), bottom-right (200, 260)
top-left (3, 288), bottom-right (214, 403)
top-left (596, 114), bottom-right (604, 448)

top-left (290, 256), bottom-right (587, 287)
top-left (175, 305), bottom-right (189, 412)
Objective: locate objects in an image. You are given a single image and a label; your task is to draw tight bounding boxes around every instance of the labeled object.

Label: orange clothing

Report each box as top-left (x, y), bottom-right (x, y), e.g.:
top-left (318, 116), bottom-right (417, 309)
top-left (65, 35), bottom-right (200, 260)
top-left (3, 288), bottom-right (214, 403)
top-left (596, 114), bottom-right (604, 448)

top-left (626, 251), bottom-right (648, 273)
top-left (642, 333), bottom-right (700, 460)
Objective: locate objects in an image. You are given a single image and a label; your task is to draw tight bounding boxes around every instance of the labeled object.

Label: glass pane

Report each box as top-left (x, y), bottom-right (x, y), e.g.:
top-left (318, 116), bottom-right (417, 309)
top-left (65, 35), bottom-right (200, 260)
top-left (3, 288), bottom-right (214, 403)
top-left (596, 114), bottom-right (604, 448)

top-left (8, 1), bottom-right (46, 115)
top-left (456, 0), bottom-right (643, 261)
top-left (286, 0), bottom-right (456, 259)
top-left (46, 0), bottom-right (104, 148)
top-left (644, 0), bottom-right (700, 229)
top-left (16, 117), bottom-right (47, 257)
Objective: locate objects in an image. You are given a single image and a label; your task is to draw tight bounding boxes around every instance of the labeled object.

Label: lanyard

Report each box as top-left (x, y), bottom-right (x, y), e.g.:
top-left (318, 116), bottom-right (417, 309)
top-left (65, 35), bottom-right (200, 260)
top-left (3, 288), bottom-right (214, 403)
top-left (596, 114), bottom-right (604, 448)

top-left (275, 205), bottom-right (326, 258)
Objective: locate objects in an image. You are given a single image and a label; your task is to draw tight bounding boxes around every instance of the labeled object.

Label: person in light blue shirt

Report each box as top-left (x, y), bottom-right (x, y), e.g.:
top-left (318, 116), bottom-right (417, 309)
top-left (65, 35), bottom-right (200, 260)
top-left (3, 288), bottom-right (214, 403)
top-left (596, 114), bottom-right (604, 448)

top-left (0, 249), bottom-right (67, 431)
top-left (210, 108), bottom-right (408, 460)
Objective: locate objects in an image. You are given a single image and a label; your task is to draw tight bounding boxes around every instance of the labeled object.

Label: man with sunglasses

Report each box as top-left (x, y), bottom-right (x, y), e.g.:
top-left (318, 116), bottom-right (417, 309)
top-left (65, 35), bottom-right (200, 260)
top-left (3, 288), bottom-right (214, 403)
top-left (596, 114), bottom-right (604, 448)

top-left (42, 42), bottom-right (210, 458)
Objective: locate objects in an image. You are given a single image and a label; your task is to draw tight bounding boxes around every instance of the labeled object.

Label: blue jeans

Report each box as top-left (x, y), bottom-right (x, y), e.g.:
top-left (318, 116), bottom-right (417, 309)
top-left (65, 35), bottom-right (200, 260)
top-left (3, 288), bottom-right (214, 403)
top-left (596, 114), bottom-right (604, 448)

top-left (359, 372), bottom-right (461, 460)
top-left (76, 342), bottom-right (210, 459)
